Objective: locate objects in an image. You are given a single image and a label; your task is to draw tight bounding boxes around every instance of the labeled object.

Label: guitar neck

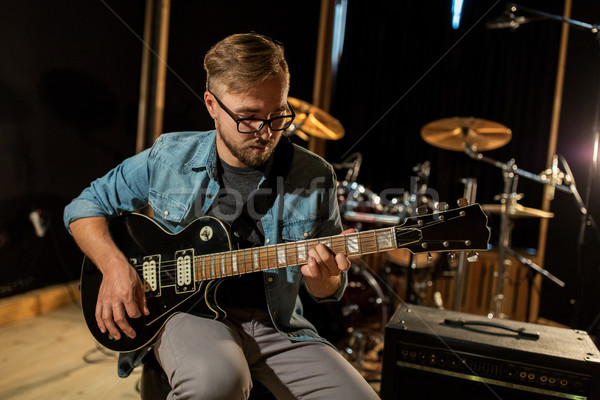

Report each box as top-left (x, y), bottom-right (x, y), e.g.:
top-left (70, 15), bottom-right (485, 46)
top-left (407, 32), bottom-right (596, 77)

top-left (194, 226), bottom-right (403, 282)
top-left (192, 203), bottom-right (488, 283)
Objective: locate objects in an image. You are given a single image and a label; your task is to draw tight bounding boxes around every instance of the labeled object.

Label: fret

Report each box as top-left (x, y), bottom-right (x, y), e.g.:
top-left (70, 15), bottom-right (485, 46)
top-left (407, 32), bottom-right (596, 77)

top-left (346, 233), bottom-right (360, 255)
top-left (193, 256), bottom-right (199, 281)
top-left (264, 246), bottom-right (269, 270)
top-left (286, 242), bottom-right (297, 265)
top-left (376, 228), bottom-right (394, 251)
top-left (296, 241), bottom-right (307, 263)
top-left (210, 255), bottom-right (216, 278)
top-left (202, 256), bottom-right (207, 280)
top-left (240, 248), bottom-right (247, 274)
top-left (319, 237), bottom-right (332, 249)
top-left (220, 253), bottom-right (226, 277)
top-left (360, 231), bottom-right (377, 254)
top-left (277, 244), bottom-right (287, 267)
top-left (252, 248), bottom-right (260, 271)
top-left (331, 236), bottom-right (345, 254)
top-left (231, 251), bottom-right (238, 274)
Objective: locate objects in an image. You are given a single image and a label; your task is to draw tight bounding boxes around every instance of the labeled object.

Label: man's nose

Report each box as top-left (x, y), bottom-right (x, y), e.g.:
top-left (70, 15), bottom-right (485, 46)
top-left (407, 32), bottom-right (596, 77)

top-left (254, 124), bottom-right (273, 139)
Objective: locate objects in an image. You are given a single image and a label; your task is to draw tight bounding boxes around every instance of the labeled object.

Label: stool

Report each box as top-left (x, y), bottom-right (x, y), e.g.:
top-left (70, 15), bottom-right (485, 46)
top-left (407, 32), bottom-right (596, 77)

top-left (139, 356), bottom-right (276, 400)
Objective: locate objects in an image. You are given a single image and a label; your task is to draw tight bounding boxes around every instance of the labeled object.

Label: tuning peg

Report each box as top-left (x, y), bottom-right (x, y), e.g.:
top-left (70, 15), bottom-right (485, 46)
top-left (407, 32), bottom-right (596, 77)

top-left (417, 205), bottom-right (428, 216)
top-left (436, 202), bottom-right (449, 212)
top-left (427, 253), bottom-right (434, 265)
top-left (467, 251), bottom-right (479, 263)
top-left (447, 252), bottom-right (456, 264)
top-left (457, 198), bottom-right (469, 207)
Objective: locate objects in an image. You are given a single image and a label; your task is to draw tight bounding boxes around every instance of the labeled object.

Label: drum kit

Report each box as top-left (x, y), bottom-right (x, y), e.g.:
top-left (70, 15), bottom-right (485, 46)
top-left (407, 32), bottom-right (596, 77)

top-left (288, 99), bottom-right (571, 372)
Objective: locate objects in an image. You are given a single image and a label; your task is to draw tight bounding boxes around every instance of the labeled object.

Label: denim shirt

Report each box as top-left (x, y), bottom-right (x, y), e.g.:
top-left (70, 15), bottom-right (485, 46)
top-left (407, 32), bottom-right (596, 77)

top-left (63, 130), bottom-right (347, 377)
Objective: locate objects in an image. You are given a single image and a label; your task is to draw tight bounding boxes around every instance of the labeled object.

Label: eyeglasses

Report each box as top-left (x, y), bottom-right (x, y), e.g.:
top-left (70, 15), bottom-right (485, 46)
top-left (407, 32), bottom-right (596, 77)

top-left (209, 90), bottom-right (296, 134)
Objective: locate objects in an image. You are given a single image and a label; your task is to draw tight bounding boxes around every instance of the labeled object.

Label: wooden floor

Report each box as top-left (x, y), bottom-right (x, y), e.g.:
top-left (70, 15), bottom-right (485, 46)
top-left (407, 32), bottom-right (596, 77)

top-left (0, 291), bottom-right (140, 400)
top-left (0, 284), bottom-right (381, 400)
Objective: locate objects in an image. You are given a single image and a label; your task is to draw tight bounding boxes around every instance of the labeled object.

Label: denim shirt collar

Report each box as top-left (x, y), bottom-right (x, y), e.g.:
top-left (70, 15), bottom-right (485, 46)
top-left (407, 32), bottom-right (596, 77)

top-left (182, 130), bottom-right (219, 180)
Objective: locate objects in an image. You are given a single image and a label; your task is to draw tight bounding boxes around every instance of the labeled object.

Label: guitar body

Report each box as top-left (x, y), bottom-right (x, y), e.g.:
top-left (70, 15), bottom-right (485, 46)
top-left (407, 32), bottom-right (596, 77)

top-left (80, 213), bottom-right (233, 352)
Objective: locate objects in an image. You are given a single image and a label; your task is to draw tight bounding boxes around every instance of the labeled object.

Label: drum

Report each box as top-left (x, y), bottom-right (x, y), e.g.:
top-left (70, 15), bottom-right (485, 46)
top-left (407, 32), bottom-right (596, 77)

top-left (337, 181), bottom-right (388, 231)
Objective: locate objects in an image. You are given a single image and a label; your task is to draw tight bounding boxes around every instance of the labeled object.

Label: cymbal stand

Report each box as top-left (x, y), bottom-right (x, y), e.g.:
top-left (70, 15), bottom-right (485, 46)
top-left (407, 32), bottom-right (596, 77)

top-left (493, 159), bottom-right (519, 318)
top-left (464, 145), bottom-right (571, 318)
top-left (453, 177), bottom-right (478, 311)
top-left (504, 246), bottom-right (565, 322)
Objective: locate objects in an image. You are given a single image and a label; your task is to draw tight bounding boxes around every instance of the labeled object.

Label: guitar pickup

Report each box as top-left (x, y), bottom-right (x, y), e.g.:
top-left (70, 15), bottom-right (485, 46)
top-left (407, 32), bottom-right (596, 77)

top-left (175, 249), bottom-right (195, 293)
top-left (142, 255), bottom-right (161, 297)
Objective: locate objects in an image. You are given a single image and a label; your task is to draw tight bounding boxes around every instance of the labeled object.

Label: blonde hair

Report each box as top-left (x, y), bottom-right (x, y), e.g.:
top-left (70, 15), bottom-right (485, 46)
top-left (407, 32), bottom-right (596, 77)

top-left (204, 33), bottom-right (290, 95)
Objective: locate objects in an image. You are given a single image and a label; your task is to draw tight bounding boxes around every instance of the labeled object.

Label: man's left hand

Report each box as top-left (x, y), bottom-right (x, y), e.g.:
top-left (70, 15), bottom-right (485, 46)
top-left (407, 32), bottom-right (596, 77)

top-left (301, 229), bottom-right (355, 298)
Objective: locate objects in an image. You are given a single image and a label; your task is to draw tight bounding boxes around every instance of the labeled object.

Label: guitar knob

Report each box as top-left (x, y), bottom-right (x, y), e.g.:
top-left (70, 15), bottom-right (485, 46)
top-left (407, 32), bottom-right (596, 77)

top-left (437, 202), bottom-right (449, 212)
top-left (457, 198), bottom-right (469, 207)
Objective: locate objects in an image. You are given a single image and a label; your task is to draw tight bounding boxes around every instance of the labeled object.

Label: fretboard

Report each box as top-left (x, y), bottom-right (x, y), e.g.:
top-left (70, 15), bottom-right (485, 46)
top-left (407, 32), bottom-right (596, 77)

top-left (193, 226), bottom-right (403, 282)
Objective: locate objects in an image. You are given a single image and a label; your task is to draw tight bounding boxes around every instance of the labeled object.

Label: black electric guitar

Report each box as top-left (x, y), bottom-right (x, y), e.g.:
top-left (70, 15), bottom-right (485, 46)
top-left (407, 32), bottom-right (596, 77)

top-left (80, 202), bottom-right (490, 352)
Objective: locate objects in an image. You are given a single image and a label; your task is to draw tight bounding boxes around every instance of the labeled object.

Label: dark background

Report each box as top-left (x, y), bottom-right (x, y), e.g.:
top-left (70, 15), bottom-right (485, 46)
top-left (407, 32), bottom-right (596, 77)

top-left (1, 1), bottom-right (598, 332)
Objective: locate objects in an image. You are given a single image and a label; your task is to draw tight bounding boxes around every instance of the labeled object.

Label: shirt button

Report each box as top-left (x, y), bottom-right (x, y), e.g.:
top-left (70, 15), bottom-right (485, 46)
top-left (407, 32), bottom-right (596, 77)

top-left (207, 194), bottom-right (212, 199)
top-left (303, 232), bottom-right (309, 238)
top-left (267, 277), bottom-right (273, 283)
top-left (266, 238), bottom-right (271, 244)
top-left (164, 210), bottom-right (169, 216)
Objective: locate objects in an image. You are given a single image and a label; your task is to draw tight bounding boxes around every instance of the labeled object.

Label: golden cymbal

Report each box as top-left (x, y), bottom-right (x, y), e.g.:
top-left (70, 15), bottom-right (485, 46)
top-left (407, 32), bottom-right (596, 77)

top-left (482, 203), bottom-right (554, 219)
top-left (288, 97), bottom-right (344, 140)
top-left (421, 117), bottom-right (512, 151)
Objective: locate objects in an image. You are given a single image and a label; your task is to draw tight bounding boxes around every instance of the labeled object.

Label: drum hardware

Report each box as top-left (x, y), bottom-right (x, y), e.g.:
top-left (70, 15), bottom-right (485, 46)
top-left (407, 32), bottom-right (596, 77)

top-left (453, 178), bottom-right (478, 311)
top-left (463, 144), bottom-right (572, 319)
top-left (287, 97), bottom-right (345, 141)
top-left (338, 262), bottom-right (390, 374)
top-left (332, 152), bottom-right (362, 183)
top-left (420, 116), bottom-right (571, 318)
top-left (503, 246), bottom-right (565, 322)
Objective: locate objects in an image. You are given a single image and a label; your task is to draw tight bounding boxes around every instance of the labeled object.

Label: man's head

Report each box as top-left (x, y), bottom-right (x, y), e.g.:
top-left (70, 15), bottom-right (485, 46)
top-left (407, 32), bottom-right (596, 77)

top-left (204, 33), bottom-right (290, 97)
top-left (203, 33), bottom-right (293, 169)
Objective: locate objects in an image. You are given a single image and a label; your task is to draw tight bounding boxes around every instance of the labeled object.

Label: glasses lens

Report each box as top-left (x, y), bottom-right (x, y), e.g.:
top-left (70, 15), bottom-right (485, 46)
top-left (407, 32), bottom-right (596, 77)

top-left (270, 116), bottom-right (295, 131)
top-left (238, 119), bottom-right (264, 133)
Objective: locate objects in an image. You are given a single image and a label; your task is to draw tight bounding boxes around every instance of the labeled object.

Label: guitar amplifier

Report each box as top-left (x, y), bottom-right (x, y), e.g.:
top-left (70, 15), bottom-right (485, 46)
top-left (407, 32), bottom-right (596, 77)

top-left (380, 304), bottom-right (600, 400)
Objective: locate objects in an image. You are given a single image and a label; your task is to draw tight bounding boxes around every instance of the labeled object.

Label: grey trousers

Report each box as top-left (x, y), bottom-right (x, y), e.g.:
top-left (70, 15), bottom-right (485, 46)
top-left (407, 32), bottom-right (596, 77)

top-left (153, 308), bottom-right (380, 400)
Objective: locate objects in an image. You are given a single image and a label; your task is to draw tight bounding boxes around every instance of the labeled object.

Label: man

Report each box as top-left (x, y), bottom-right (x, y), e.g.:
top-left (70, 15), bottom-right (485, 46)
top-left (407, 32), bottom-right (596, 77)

top-left (64, 33), bottom-right (379, 399)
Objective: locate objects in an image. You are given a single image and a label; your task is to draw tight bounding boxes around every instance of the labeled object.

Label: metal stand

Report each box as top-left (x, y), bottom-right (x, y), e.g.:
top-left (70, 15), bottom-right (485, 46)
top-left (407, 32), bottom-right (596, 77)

top-left (453, 178), bottom-right (478, 311)
top-left (464, 145), bottom-right (571, 318)
top-left (504, 246), bottom-right (565, 321)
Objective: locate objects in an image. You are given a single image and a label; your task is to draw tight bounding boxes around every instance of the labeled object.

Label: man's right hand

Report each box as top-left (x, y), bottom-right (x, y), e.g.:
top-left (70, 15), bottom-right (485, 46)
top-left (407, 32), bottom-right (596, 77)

top-left (69, 217), bottom-right (150, 340)
top-left (95, 258), bottom-right (149, 340)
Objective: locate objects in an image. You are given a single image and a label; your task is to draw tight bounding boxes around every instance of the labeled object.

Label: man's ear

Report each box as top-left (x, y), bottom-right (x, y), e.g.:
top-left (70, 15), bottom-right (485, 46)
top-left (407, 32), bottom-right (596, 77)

top-left (204, 91), bottom-right (218, 119)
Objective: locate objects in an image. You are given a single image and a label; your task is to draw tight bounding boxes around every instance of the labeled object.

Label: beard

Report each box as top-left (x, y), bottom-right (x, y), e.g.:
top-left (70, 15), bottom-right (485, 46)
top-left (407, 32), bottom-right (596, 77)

top-left (216, 120), bottom-right (280, 168)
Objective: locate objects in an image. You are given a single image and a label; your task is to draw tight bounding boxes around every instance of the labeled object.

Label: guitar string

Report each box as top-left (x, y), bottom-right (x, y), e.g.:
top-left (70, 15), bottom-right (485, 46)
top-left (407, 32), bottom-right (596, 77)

top-left (129, 216), bottom-right (464, 275)
top-left (133, 217), bottom-right (462, 273)
top-left (129, 214), bottom-right (472, 284)
top-left (128, 226), bottom-right (439, 273)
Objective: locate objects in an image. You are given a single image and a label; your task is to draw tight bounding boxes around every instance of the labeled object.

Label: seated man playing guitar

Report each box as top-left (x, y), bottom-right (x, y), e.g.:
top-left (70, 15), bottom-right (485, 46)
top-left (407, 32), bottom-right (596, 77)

top-left (64, 32), bottom-right (380, 399)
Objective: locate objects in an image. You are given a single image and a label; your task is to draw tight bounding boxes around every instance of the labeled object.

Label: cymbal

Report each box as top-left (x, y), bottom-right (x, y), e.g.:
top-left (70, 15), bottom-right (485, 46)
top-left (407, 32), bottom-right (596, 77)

top-left (288, 97), bottom-right (344, 140)
top-left (482, 203), bottom-right (554, 219)
top-left (421, 117), bottom-right (512, 151)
